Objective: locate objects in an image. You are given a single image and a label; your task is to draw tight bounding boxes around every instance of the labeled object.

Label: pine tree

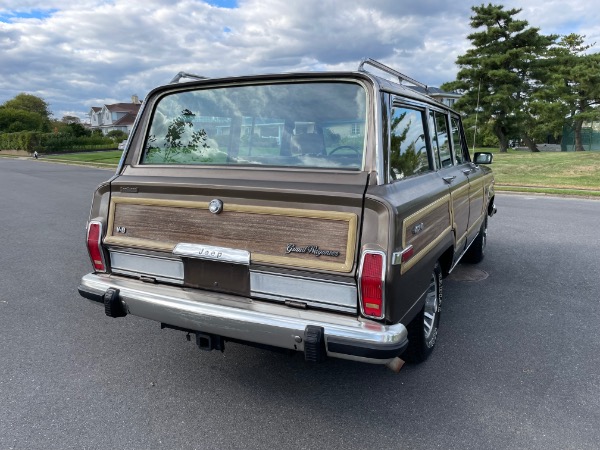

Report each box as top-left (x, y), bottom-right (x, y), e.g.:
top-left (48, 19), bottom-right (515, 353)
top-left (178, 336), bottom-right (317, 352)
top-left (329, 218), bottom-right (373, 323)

top-left (539, 34), bottom-right (600, 151)
top-left (442, 4), bottom-right (555, 152)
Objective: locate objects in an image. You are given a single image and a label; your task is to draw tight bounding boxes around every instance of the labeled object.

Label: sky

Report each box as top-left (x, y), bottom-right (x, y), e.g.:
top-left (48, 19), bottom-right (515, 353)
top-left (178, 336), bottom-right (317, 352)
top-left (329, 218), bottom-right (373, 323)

top-left (1, 0), bottom-right (599, 121)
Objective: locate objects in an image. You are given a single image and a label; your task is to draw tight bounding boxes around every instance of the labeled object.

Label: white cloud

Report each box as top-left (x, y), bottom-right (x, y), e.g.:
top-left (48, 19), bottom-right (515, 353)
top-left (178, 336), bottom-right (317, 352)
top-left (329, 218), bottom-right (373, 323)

top-left (0, 0), bottom-right (597, 120)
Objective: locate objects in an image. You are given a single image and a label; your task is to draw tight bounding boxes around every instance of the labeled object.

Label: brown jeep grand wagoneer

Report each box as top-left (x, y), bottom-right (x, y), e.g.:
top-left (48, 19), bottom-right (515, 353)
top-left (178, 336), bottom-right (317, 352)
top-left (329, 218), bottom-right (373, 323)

top-left (79, 59), bottom-right (495, 366)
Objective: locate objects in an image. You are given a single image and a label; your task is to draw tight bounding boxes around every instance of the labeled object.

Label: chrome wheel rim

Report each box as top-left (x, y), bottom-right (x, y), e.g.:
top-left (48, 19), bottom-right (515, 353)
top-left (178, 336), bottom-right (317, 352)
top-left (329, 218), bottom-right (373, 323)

top-left (423, 272), bottom-right (439, 339)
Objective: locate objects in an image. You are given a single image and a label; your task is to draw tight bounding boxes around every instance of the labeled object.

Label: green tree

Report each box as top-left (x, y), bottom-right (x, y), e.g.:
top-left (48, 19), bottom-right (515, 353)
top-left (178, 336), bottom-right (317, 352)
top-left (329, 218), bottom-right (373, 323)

top-left (146, 109), bottom-right (209, 163)
top-left (442, 4), bottom-right (556, 152)
top-left (534, 34), bottom-right (600, 151)
top-left (2, 93), bottom-right (52, 120)
top-left (61, 115), bottom-right (81, 124)
top-left (66, 123), bottom-right (91, 137)
top-left (0, 109), bottom-right (47, 133)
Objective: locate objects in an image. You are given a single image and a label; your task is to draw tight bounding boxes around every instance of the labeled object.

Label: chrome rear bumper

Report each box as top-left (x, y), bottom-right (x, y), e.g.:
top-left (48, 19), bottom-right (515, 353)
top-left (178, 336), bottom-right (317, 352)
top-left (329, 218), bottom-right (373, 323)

top-left (79, 273), bottom-right (408, 364)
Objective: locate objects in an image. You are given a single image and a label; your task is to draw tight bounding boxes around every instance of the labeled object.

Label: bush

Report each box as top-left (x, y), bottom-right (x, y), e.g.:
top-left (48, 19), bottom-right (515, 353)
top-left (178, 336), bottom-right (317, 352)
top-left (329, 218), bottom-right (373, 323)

top-left (106, 130), bottom-right (128, 142)
top-left (0, 131), bottom-right (42, 151)
top-left (0, 131), bottom-right (115, 152)
top-left (39, 133), bottom-right (115, 153)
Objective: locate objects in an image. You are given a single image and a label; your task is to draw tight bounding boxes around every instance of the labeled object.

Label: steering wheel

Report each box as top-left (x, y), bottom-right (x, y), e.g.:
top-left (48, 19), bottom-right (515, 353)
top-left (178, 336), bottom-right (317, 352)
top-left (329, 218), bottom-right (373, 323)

top-left (329, 145), bottom-right (360, 155)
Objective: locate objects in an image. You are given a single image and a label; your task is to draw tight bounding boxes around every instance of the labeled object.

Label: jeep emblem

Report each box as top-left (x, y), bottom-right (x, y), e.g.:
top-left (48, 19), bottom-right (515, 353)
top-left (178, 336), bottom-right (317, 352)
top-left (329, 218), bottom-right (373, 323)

top-left (209, 199), bottom-right (223, 214)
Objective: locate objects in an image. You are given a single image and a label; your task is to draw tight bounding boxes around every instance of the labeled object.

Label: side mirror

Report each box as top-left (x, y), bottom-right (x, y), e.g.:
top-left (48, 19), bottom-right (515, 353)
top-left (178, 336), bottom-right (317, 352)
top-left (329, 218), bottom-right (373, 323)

top-left (474, 152), bottom-right (493, 164)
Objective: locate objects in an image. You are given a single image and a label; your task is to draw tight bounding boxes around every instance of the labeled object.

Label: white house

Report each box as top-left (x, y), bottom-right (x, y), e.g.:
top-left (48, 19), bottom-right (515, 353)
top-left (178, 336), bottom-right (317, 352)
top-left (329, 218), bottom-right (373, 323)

top-left (408, 86), bottom-right (462, 109)
top-left (89, 95), bottom-right (142, 135)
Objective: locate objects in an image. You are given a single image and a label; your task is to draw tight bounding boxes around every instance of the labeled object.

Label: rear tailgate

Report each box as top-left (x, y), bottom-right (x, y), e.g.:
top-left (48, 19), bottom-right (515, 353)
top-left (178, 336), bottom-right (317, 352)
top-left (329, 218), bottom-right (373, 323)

top-left (102, 169), bottom-right (369, 313)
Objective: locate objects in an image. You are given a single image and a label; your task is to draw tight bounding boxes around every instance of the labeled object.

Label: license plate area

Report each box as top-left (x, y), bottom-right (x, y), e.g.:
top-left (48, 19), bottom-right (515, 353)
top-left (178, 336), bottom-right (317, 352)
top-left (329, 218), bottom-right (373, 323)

top-left (183, 258), bottom-right (250, 296)
top-left (174, 243), bottom-right (251, 296)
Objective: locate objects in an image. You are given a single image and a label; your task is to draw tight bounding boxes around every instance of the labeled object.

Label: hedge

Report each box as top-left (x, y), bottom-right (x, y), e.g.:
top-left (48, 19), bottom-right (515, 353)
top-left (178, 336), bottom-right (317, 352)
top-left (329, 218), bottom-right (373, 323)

top-left (0, 131), bottom-right (116, 153)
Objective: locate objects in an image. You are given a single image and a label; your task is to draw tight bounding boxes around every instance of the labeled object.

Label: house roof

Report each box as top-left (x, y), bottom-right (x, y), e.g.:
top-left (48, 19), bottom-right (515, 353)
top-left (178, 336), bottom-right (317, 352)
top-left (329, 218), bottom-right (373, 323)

top-left (106, 103), bottom-right (141, 113)
top-left (90, 107), bottom-right (102, 113)
top-left (112, 112), bottom-right (137, 126)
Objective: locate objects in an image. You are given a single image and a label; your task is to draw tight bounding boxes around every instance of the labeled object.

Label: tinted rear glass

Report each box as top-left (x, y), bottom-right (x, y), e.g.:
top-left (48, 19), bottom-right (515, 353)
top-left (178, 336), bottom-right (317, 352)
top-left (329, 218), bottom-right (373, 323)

top-left (141, 82), bottom-right (367, 170)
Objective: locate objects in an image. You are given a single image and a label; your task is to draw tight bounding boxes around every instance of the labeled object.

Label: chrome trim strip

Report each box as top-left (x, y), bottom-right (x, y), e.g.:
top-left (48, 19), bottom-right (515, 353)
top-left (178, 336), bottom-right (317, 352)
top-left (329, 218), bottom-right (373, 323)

top-left (373, 81), bottom-right (385, 185)
top-left (80, 273), bottom-right (407, 364)
top-left (392, 245), bottom-right (413, 266)
top-left (110, 250), bottom-right (184, 283)
top-left (110, 268), bottom-right (184, 285)
top-left (254, 292), bottom-right (353, 313)
top-left (173, 243), bottom-right (250, 265)
top-left (107, 250), bottom-right (355, 310)
top-left (250, 272), bottom-right (357, 311)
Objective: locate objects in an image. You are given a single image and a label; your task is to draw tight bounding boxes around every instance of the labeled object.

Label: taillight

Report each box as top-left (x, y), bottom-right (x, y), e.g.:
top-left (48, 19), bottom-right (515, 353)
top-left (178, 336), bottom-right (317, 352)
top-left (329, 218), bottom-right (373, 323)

top-left (87, 221), bottom-right (106, 272)
top-left (358, 251), bottom-right (386, 319)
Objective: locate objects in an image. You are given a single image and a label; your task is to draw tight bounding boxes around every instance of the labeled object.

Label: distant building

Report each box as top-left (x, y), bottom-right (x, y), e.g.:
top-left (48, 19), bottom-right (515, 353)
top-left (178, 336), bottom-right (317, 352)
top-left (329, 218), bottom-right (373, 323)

top-left (408, 86), bottom-right (462, 109)
top-left (89, 95), bottom-right (142, 135)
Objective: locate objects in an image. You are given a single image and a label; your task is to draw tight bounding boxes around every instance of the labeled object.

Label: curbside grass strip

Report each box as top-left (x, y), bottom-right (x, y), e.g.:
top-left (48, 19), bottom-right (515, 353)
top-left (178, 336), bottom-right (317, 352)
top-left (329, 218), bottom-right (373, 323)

top-left (496, 185), bottom-right (600, 198)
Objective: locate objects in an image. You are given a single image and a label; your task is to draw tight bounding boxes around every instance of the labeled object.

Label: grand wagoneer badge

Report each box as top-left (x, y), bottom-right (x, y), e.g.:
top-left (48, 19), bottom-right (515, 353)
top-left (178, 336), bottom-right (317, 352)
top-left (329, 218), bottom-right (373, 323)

top-left (286, 244), bottom-right (340, 257)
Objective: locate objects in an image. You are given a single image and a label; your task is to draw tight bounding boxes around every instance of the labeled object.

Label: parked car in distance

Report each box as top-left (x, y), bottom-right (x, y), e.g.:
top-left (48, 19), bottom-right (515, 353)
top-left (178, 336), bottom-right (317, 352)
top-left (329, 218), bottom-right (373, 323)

top-left (118, 140), bottom-right (128, 150)
top-left (78, 59), bottom-right (496, 368)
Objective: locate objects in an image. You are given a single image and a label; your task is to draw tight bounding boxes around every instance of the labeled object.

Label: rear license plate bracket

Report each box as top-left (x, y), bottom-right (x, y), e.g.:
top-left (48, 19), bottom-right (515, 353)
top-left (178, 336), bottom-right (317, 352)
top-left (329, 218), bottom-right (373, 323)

top-left (183, 258), bottom-right (250, 296)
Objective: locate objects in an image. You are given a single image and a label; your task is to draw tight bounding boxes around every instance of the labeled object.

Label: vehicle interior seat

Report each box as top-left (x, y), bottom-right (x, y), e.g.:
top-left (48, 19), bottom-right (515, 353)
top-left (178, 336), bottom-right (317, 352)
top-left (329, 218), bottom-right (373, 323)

top-left (290, 133), bottom-right (326, 155)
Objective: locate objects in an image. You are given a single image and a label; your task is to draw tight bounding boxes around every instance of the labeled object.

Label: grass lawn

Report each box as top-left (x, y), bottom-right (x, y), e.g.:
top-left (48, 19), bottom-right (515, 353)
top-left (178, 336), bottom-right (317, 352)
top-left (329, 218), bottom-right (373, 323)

top-left (475, 148), bottom-right (600, 196)
top-left (9, 147), bottom-right (599, 197)
top-left (44, 150), bottom-right (122, 165)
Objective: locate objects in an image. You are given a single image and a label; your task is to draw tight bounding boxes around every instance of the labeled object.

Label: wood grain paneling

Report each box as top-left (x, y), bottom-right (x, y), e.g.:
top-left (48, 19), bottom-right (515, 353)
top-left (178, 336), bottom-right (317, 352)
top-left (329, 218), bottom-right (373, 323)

top-left (105, 197), bottom-right (357, 272)
top-left (401, 195), bottom-right (452, 273)
top-left (451, 183), bottom-right (470, 244)
top-left (468, 179), bottom-right (485, 227)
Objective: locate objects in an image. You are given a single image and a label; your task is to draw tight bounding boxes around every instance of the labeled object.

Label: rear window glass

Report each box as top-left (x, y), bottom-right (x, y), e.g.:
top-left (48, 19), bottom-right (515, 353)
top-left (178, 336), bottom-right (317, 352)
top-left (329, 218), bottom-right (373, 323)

top-left (141, 82), bottom-right (367, 170)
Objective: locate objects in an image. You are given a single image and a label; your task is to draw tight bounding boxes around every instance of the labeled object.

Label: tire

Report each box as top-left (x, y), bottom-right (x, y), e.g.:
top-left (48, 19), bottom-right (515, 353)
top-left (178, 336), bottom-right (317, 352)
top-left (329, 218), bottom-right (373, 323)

top-left (402, 262), bottom-right (442, 363)
top-left (464, 216), bottom-right (487, 264)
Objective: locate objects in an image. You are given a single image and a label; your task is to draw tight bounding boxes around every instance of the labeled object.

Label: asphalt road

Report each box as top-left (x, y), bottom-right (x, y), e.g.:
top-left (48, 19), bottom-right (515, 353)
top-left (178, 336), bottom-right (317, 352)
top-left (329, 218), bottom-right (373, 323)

top-left (1, 158), bottom-right (599, 450)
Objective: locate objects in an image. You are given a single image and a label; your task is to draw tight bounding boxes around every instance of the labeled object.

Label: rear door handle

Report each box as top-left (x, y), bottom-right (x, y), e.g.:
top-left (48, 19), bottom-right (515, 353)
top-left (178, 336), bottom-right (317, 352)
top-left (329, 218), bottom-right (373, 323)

top-left (443, 176), bottom-right (456, 184)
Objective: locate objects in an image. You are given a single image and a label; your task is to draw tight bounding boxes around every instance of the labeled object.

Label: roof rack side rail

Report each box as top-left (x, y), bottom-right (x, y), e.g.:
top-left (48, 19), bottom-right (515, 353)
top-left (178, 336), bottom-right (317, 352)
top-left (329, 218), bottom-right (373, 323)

top-left (170, 72), bottom-right (209, 83)
top-left (358, 58), bottom-right (428, 92)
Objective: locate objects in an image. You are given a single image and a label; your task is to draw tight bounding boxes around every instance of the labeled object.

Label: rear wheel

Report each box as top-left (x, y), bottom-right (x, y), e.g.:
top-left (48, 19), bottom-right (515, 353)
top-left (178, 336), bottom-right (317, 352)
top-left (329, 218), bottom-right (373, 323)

top-left (464, 216), bottom-right (487, 264)
top-left (402, 262), bottom-right (442, 363)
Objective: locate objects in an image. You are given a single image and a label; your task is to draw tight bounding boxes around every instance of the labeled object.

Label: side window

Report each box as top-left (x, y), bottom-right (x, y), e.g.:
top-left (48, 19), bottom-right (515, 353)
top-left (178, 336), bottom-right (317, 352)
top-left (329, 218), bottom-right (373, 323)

top-left (429, 111), bottom-right (452, 169)
top-left (390, 106), bottom-right (432, 180)
top-left (450, 116), bottom-right (469, 164)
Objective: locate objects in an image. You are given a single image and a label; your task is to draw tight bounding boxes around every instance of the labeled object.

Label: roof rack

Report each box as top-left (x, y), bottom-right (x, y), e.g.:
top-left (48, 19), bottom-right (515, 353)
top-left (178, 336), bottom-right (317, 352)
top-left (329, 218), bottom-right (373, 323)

top-left (358, 58), bottom-right (428, 93)
top-left (170, 72), bottom-right (209, 83)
